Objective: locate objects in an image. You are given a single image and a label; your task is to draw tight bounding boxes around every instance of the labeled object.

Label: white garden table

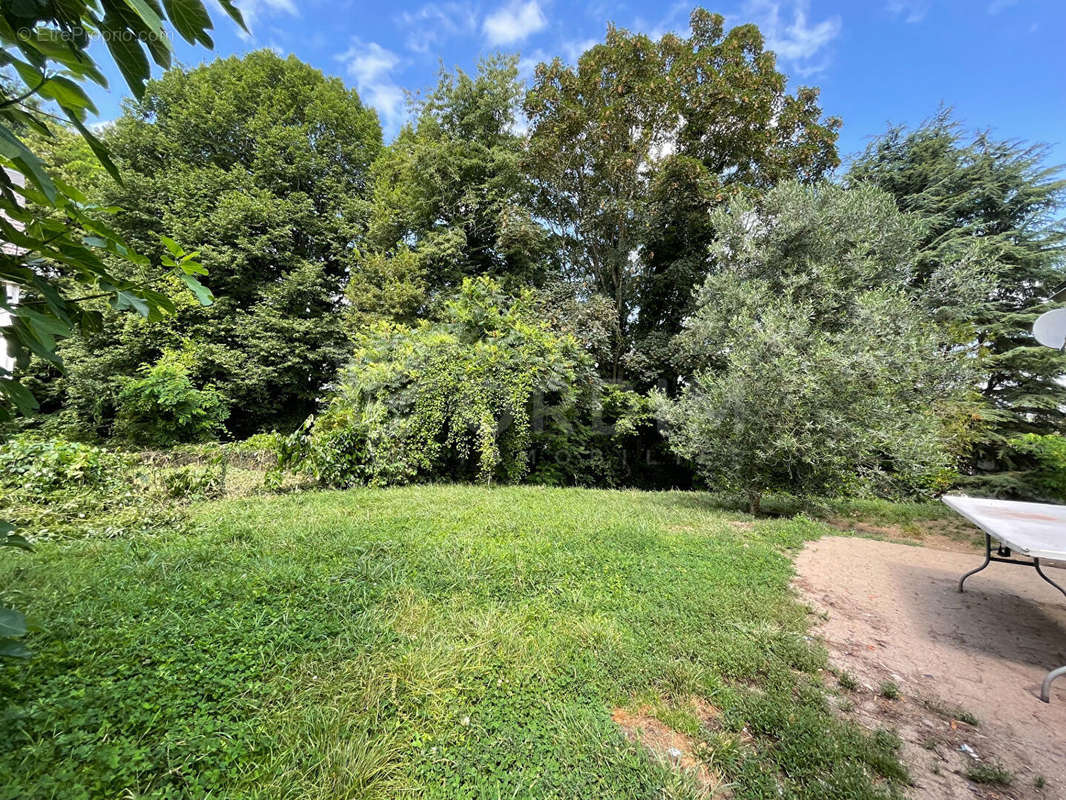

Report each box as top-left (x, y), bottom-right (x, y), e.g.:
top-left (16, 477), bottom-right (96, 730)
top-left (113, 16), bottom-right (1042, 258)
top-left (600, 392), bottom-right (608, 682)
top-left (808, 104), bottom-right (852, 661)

top-left (943, 494), bottom-right (1066, 702)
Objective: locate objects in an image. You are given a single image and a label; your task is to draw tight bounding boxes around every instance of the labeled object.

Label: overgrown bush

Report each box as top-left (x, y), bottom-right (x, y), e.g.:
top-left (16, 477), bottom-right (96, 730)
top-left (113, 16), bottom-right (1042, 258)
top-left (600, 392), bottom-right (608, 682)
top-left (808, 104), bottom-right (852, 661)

top-left (153, 449), bottom-right (228, 500)
top-left (114, 350), bottom-right (229, 447)
top-left (527, 384), bottom-right (656, 487)
top-left (0, 436), bottom-right (125, 496)
top-left (280, 277), bottom-right (647, 487)
top-left (0, 437), bottom-right (231, 541)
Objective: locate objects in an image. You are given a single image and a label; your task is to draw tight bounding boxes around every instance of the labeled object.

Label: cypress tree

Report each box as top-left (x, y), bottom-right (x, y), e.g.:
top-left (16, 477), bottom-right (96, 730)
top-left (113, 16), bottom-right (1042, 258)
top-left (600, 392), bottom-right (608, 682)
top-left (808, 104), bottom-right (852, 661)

top-left (849, 110), bottom-right (1066, 487)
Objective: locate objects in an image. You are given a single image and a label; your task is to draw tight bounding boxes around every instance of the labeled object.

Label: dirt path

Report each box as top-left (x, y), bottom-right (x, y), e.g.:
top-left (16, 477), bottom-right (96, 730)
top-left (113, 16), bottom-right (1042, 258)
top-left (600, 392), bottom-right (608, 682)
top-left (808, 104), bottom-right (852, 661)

top-left (794, 536), bottom-right (1066, 799)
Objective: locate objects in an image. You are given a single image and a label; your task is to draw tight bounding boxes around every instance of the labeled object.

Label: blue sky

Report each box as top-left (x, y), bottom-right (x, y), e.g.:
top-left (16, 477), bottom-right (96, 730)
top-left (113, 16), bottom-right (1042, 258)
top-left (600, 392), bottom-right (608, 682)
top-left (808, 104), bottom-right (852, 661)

top-left (86, 0), bottom-right (1066, 167)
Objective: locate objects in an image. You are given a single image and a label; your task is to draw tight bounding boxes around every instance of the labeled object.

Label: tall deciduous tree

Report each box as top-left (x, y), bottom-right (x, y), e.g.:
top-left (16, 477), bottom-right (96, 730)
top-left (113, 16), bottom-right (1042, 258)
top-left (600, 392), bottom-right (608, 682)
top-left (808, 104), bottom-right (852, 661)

top-left (1, 0), bottom-right (238, 422)
top-left (523, 8), bottom-right (840, 380)
top-left (849, 111), bottom-right (1066, 481)
top-left (349, 56), bottom-right (546, 331)
top-left (50, 51), bottom-right (382, 438)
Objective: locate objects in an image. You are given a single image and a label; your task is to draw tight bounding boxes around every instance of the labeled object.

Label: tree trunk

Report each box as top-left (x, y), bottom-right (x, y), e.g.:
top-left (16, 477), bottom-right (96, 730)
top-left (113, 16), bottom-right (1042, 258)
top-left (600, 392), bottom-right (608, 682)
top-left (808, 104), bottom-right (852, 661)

top-left (748, 490), bottom-right (761, 516)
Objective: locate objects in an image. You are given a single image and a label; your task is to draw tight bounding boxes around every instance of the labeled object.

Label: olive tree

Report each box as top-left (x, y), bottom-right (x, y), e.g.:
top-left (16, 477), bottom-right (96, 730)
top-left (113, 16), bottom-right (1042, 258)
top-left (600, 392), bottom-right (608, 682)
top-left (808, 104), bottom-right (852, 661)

top-left (657, 182), bottom-right (977, 512)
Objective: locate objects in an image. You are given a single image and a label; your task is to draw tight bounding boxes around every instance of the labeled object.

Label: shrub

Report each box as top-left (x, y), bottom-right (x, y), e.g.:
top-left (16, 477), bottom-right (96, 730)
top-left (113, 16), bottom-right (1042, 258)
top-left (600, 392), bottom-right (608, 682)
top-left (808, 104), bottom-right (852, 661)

top-left (156, 461), bottom-right (227, 500)
top-left (656, 182), bottom-right (973, 512)
top-left (966, 761), bottom-right (1012, 786)
top-left (527, 384), bottom-right (655, 488)
top-left (0, 436), bottom-right (179, 542)
top-left (0, 436), bottom-right (125, 496)
top-left (281, 277), bottom-right (645, 488)
top-left (114, 350), bottom-right (229, 447)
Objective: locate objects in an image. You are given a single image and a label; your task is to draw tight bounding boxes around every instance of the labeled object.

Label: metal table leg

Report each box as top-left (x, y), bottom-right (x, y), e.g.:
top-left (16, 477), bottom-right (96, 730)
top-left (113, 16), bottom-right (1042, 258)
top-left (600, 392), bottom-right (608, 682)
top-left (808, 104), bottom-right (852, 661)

top-left (1034, 558), bottom-right (1066, 599)
top-left (1035, 561), bottom-right (1066, 703)
top-left (957, 535), bottom-right (1066, 703)
top-left (1041, 666), bottom-right (1066, 703)
top-left (958, 533), bottom-right (991, 592)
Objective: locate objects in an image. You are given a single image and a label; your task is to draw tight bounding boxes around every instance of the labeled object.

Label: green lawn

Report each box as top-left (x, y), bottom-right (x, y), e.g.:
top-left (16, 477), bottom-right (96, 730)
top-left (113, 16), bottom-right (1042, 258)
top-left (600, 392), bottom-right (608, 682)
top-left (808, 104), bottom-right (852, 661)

top-left (0, 485), bottom-right (908, 799)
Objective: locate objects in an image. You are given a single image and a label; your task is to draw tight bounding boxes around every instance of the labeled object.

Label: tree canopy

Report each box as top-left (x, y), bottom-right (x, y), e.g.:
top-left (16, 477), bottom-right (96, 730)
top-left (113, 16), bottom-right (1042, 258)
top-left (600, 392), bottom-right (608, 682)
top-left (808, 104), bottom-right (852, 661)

top-left (349, 57), bottom-right (546, 331)
top-left (4, 7), bottom-right (1065, 508)
top-left (658, 182), bottom-right (974, 511)
top-left (849, 110), bottom-right (1066, 488)
top-left (46, 51), bottom-right (383, 437)
top-left (524, 8), bottom-right (841, 380)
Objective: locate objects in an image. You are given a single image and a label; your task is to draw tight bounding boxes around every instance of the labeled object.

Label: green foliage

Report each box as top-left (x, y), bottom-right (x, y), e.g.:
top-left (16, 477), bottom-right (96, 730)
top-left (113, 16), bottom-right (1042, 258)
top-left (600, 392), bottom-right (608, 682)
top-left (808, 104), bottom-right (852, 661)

top-left (966, 761), bottom-right (1013, 786)
top-left (0, 437), bottom-right (237, 557)
top-left (524, 9), bottom-right (840, 378)
top-left (527, 383), bottom-right (656, 488)
top-left (0, 0), bottom-right (236, 421)
top-left (1, 0), bottom-right (238, 666)
top-left (155, 450), bottom-right (227, 500)
top-left (287, 277), bottom-right (598, 486)
top-left (657, 182), bottom-right (972, 510)
top-left (849, 109), bottom-right (1066, 471)
top-left (351, 56), bottom-right (545, 333)
top-left (43, 50), bottom-right (382, 438)
top-left (344, 246), bottom-right (427, 331)
top-left (113, 348), bottom-right (228, 446)
top-left (0, 484), bottom-right (908, 798)
top-left (0, 434), bottom-right (123, 496)
top-left (991, 433), bottom-right (1066, 501)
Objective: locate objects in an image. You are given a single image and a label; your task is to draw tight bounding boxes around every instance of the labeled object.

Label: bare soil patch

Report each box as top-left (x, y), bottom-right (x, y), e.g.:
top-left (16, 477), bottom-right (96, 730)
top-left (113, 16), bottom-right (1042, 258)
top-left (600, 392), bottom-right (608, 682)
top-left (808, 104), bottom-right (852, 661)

top-left (612, 699), bottom-right (728, 796)
top-left (795, 536), bottom-right (1066, 799)
top-left (824, 516), bottom-right (985, 553)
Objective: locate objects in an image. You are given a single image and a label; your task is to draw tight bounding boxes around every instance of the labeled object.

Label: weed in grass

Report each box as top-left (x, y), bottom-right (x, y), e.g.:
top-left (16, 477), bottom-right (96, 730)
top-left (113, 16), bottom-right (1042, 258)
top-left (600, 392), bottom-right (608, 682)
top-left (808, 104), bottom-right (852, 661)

top-left (879, 680), bottom-right (901, 700)
top-left (0, 485), bottom-right (911, 799)
top-left (966, 761), bottom-right (1013, 786)
top-left (921, 697), bottom-right (978, 726)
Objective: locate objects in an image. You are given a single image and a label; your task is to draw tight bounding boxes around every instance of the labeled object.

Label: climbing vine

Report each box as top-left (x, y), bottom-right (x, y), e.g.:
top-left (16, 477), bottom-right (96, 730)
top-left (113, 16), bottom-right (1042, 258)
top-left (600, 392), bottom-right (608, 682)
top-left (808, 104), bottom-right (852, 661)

top-left (283, 277), bottom-right (597, 486)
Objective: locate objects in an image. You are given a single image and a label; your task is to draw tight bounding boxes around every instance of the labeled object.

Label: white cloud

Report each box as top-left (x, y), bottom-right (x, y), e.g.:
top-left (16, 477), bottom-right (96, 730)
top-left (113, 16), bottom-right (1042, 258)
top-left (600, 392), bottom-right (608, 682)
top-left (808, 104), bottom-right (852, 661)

top-left (630, 2), bottom-right (840, 76)
top-left (336, 40), bottom-right (408, 133)
top-left (742, 1), bottom-right (841, 63)
top-left (987, 0), bottom-right (1020, 14)
top-left (562, 37), bottom-right (598, 63)
top-left (399, 2), bottom-right (477, 53)
top-left (483, 0), bottom-right (548, 46)
top-left (885, 1), bottom-right (929, 23)
top-left (235, 0), bottom-right (298, 39)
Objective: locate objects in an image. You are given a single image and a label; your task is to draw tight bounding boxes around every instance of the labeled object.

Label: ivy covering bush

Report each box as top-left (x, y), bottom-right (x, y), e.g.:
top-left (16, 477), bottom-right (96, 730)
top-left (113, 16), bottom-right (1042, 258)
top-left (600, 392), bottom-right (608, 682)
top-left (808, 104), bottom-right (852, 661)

top-left (279, 277), bottom-right (650, 487)
top-left (0, 437), bottom-right (232, 544)
top-left (0, 436), bottom-right (124, 496)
